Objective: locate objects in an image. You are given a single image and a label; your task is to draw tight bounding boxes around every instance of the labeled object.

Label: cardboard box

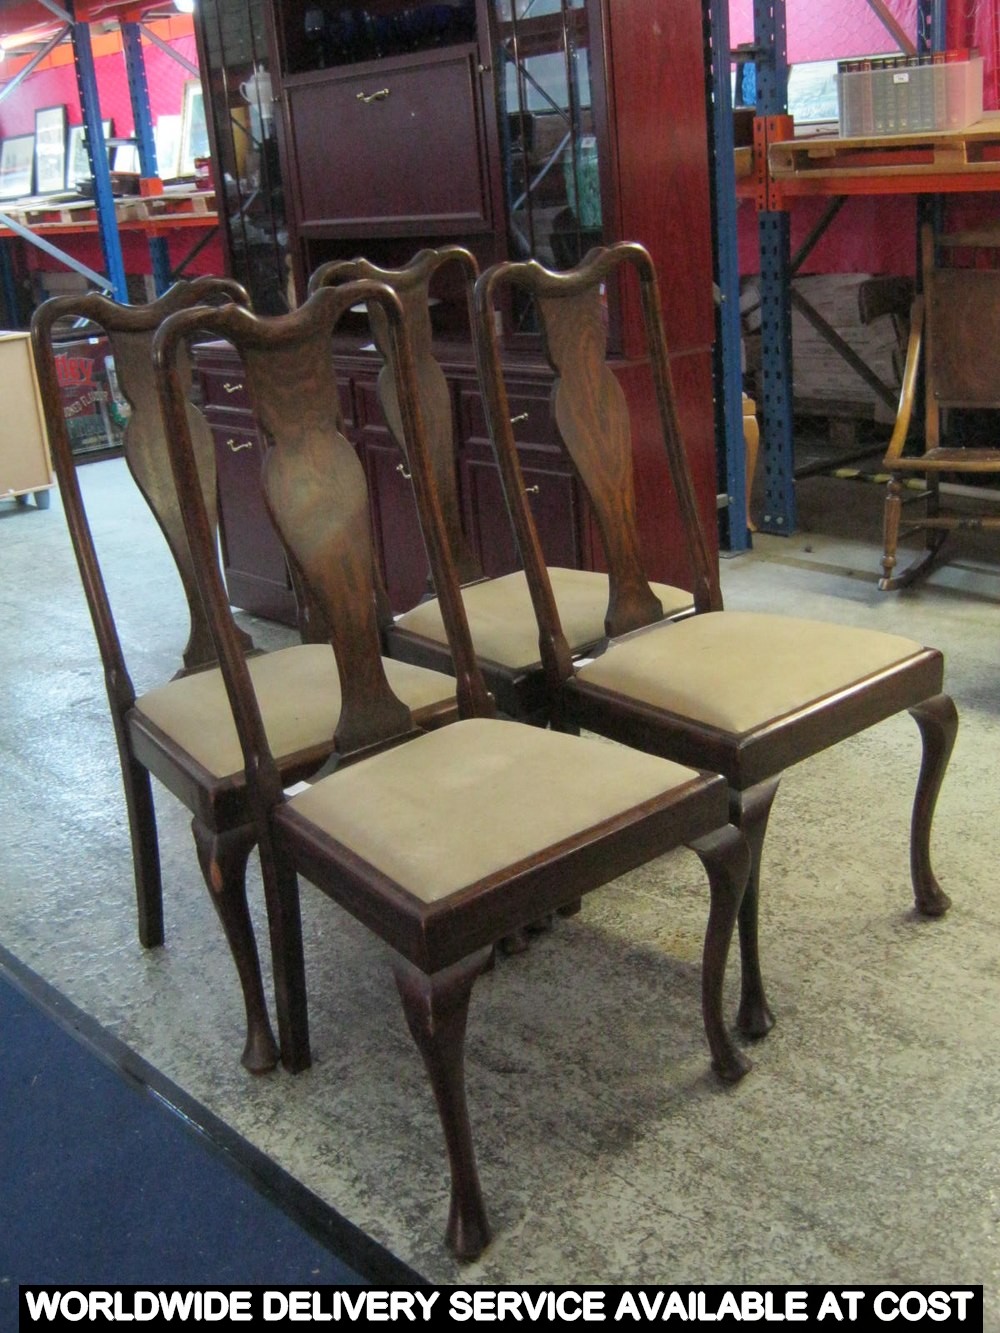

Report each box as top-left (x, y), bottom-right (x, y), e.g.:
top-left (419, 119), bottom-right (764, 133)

top-left (0, 332), bottom-right (53, 502)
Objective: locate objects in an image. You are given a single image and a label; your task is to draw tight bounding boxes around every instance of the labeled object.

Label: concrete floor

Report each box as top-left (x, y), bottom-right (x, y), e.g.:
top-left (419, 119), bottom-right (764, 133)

top-left (1, 456), bottom-right (998, 1302)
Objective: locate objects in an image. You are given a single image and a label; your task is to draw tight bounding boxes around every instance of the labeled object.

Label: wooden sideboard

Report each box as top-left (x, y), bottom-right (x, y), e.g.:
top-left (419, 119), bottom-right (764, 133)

top-left (194, 337), bottom-right (588, 618)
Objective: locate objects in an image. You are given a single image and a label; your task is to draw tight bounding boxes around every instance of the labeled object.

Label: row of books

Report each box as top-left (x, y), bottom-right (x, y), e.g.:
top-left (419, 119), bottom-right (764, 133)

top-left (836, 48), bottom-right (983, 137)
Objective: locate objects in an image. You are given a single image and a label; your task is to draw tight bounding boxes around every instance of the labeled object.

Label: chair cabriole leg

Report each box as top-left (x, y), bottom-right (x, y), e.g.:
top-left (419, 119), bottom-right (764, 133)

top-left (731, 778), bottom-right (780, 1039)
top-left (191, 818), bottom-right (279, 1074)
top-left (908, 693), bottom-right (958, 917)
top-left (393, 948), bottom-right (493, 1261)
top-left (688, 823), bottom-right (753, 1083)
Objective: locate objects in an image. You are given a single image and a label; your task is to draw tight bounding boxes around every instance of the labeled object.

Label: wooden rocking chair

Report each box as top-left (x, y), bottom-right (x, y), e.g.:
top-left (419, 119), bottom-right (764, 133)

top-left (880, 220), bottom-right (1000, 589)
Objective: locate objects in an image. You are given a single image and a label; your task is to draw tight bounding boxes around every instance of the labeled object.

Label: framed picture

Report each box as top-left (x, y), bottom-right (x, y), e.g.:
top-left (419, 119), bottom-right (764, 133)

top-left (154, 113), bottom-right (182, 181)
top-left (34, 105), bottom-right (67, 194)
top-left (113, 143), bottom-right (140, 174)
top-left (178, 79), bottom-right (209, 176)
top-left (0, 134), bottom-right (35, 200)
top-left (65, 119), bottom-right (112, 191)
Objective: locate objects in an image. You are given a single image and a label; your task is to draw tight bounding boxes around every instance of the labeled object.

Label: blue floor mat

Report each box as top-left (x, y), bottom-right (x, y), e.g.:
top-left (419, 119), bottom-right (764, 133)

top-left (0, 946), bottom-right (423, 1319)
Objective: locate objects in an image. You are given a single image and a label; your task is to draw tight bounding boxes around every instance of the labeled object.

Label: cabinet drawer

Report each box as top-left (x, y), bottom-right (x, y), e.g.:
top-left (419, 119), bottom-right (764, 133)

top-left (286, 46), bottom-right (491, 236)
top-left (460, 449), bottom-right (585, 576)
top-left (457, 383), bottom-right (560, 456)
top-left (200, 366), bottom-right (252, 413)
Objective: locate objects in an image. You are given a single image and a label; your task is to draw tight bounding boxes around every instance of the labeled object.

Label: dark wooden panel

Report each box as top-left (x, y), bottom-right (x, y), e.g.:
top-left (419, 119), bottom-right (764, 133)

top-left (457, 382), bottom-right (561, 456)
top-left (285, 46), bottom-right (492, 236)
top-left (604, 0), bottom-right (715, 359)
top-left (209, 416), bottom-right (299, 626)
top-left (461, 447), bottom-right (584, 577)
top-left (199, 366), bottom-right (252, 413)
top-left (353, 378), bottom-right (431, 612)
top-left (614, 350), bottom-right (719, 588)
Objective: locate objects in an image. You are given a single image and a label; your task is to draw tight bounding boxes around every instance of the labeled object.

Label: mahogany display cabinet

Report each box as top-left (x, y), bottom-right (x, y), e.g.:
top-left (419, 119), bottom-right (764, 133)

top-left (193, 0), bottom-right (719, 619)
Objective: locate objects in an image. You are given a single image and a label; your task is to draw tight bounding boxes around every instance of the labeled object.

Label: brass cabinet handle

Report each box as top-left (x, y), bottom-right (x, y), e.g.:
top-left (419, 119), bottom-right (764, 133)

top-left (356, 88), bottom-right (390, 104)
top-left (395, 462), bottom-right (412, 481)
top-left (222, 381), bottom-right (244, 394)
top-left (510, 412), bottom-right (529, 425)
top-left (525, 484), bottom-right (540, 495)
top-left (227, 438), bottom-right (253, 452)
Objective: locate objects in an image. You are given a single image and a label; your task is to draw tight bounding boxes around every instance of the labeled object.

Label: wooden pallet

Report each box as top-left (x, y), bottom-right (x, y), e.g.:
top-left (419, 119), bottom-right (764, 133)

top-left (6, 198), bottom-right (98, 226)
top-left (116, 189), bottom-right (217, 222)
top-left (769, 112), bottom-right (1000, 181)
top-left (1, 188), bottom-right (216, 229)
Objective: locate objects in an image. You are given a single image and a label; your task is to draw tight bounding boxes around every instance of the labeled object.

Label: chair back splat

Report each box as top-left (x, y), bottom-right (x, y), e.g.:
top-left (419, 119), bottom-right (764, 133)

top-left (32, 280), bottom-right (252, 680)
top-left (154, 278), bottom-right (756, 1261)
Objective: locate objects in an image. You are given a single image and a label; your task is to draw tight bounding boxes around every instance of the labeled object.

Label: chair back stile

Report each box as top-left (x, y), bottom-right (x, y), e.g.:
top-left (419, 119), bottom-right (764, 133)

top-left (31, 279), bottom-right (252, 678)
top-left (633, 251), bottom-right (723, 615)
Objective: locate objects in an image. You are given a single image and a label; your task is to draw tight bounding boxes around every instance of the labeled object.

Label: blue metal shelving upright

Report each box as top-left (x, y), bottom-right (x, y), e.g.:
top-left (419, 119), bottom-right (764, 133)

top-left (705, 0), bottom-right (751, 553)
top-left (750, 0), bottom-right (797, 536)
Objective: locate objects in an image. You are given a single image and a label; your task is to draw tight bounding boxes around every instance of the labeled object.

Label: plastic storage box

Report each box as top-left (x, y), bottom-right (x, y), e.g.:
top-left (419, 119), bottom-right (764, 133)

top-left (837, 54), bottom-right (983, 137)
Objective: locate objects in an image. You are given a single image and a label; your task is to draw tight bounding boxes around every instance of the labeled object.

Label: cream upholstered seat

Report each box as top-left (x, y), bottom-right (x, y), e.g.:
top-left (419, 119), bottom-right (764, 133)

top-left (395, 566), bottom-right (693, 671)
top-left (576, 613), bottom-right (926, 734)
top-left (154, 277), bottom-right (753, 1261)
top-left (138, 646), bottom-right (455, 781)
top-left (30, 282), bottom-right (459, 1079)
top-left (473, 242), bottom-right (958, 1047)
top-left (284, 718), bottom-right (703, 902)
top-left (307, 248), bottom-right (694, 719)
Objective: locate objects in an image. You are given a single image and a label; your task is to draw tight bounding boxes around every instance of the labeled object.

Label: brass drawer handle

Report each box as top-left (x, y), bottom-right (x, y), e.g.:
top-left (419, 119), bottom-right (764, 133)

top-left (525, 484), bottom-right (540, 495)
top-left (227, 438), bottom-right (253, 452)
top-left (356, 87), bottom-right (390, 104)
top-left (222, 381), bottom-right (244, 394)
top-left (510, 412), bottom-right (529, 424)
top-left (395, 462), bottom-right (412, 481)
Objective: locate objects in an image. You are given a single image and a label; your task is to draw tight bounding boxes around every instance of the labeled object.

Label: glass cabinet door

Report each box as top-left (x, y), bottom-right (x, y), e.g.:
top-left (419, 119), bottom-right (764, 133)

top-left (286, 0), bottom-right (478, 74)
top-left (197, 0), bottom-right (291, 314)
top-left (495, 0), bottom-right (602, 276)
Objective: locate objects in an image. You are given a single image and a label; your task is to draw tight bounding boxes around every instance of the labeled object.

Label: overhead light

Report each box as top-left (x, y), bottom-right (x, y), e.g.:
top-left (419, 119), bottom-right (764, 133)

top-left (174, 0), bottom-right (196, 13)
